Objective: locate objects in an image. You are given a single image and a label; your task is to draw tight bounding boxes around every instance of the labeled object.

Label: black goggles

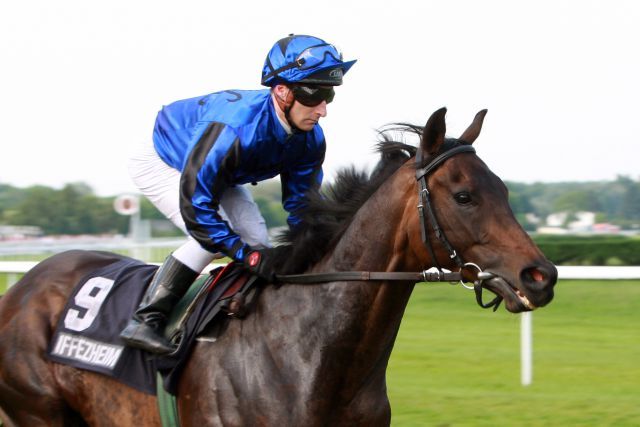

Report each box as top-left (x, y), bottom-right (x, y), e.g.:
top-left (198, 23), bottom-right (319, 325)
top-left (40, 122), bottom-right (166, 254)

top-left (291, 85), bottom-right (335, 107)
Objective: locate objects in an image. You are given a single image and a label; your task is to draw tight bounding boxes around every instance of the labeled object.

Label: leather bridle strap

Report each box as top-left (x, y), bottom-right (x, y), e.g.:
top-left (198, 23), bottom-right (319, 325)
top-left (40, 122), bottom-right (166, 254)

top-left (415, 145), bottom-right (476, 180)
top-left (276, 270), bottom-right (462, 284)
top-left (273, 144), bottom-right (491, 295)
top-left (416, 144), bottom-right (503, 311)
top-left (415, 145), bottom-right (475, 269)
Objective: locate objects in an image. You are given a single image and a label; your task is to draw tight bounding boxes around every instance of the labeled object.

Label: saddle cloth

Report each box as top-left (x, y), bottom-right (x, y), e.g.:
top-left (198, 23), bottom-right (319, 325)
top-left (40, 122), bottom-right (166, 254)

top-left (47, 256), bottom-right (252, 395)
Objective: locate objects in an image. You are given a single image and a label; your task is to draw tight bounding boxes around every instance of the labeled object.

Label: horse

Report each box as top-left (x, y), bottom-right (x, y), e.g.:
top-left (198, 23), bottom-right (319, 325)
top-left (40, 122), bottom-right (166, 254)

top-left (0, 108), bottom-right (557, 426)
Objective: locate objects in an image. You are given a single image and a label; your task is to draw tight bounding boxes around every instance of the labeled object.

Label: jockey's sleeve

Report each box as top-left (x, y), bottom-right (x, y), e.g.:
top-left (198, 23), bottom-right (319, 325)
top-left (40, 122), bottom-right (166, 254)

top-left (281, 153), bottom-right (325, 228)
top-left (180, 122), bottom-right (249, 261)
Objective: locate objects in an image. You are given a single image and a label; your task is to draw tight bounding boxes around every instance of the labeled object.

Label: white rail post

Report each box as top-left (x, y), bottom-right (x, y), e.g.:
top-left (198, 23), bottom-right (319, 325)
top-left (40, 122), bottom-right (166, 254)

top-left (521, 311), bottom-right (533, 386)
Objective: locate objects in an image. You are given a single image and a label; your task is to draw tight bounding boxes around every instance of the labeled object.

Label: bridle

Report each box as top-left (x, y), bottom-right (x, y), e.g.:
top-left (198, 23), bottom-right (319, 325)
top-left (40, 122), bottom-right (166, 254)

top-left (415, 144), bottom-right (473, 271)
top-left (414, 142), bottom-right (502, 310)
top-left (276, 142), bottom-right (503, 310)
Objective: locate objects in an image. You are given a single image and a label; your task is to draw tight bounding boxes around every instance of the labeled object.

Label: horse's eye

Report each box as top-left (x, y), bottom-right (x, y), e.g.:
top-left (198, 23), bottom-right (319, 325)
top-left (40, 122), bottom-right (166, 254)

top-left (454, 192), bottom-right (472, 205)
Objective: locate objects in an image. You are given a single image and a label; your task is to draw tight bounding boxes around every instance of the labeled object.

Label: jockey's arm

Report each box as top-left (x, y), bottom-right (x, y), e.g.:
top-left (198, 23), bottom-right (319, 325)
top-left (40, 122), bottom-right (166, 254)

top-left (180, 123), bottom-right (250, 261)
top-left (281, 157), bottom-right (324, 228)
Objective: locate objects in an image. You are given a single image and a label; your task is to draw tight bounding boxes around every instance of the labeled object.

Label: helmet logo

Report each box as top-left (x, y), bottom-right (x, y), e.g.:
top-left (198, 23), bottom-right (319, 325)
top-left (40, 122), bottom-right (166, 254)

top-left (329, 68), bottom-right (343, 79)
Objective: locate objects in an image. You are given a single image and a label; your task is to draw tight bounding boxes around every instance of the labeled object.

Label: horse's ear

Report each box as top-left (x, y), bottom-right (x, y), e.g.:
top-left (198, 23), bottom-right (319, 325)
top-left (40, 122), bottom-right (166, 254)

top-left (459, 109), bottom-right (488, 144)
top-left (421, 107), bottom-right (447, 155)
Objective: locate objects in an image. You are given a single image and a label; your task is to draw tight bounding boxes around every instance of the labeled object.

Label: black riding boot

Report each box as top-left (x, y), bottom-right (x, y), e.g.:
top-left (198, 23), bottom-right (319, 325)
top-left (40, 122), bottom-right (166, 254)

top-left (120, 255), bottom-right (199, 354)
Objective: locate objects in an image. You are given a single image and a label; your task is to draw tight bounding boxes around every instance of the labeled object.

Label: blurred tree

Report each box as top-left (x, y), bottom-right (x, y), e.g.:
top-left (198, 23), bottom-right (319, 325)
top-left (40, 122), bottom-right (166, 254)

top-left (618, 177), bottom-right (640, 221)
top-left (250, 179), bottom-right (287, 228)
top-left (5, 184), bottom-right (127, 235)
top-left (140, 197), bottom-right (167, 220)
top-left (253, 197), bottom-right (287, 228)
top-left (2, 176), bottom-right (640, 235)
top-left (506, 188), bottom-right (533, 214)
top-left (552, 190), bottom-right (602, 213)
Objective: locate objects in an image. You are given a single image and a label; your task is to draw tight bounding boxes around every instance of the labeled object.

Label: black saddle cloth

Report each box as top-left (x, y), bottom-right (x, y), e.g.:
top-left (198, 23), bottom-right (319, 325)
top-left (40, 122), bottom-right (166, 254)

top-left (47, 256), bottom-right (249, 395)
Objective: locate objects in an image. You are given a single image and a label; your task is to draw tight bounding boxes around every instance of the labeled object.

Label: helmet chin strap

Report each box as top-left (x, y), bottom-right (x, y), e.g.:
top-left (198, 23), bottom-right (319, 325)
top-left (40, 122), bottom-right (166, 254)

top-left (274, 90), bottom-right (302, 133)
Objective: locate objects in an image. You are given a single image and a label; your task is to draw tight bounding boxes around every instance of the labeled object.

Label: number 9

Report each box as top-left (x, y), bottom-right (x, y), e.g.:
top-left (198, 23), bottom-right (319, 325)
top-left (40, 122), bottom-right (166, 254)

top-left (64, 277), bottom-right (115, 332)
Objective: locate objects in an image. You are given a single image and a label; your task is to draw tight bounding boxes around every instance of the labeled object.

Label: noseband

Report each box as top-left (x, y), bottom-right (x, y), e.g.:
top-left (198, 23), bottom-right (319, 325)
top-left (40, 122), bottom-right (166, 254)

top-left (276, 143), bottom-right (502, 310)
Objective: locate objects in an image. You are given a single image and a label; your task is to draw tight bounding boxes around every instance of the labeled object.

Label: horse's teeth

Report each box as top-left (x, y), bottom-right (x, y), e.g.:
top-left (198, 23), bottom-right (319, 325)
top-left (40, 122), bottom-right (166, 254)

top-left (516, 289), bottom-right (536, 310)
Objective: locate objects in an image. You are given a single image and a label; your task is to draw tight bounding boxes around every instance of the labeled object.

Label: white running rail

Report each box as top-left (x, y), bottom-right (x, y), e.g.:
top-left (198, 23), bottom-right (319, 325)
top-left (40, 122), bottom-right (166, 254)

top-left (1, 263), bottom-right (639, 387)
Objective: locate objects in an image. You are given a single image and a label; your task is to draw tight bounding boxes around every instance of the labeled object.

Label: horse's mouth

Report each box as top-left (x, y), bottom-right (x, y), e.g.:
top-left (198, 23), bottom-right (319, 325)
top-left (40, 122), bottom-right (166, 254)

top-left (482, 277), bottom-right (536, 313)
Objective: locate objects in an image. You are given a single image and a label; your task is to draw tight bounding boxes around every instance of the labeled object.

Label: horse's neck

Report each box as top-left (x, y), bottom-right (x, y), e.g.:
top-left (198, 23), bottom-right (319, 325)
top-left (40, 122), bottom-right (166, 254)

top-left (266, 171), bottom-right (416, 401)
top-left (195, 172), bottom-right (417, 421)
top-left (327, 167), bottom-right (418, 272)
top-left (328, 184), bottom-right (411, 271)
top-left (322, 171), bottom-right (416, 350)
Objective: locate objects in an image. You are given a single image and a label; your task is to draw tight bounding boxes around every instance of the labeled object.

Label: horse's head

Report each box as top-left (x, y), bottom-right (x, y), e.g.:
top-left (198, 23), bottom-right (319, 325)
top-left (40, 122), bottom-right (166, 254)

top-left (404, 107), bottom-right (557, 313)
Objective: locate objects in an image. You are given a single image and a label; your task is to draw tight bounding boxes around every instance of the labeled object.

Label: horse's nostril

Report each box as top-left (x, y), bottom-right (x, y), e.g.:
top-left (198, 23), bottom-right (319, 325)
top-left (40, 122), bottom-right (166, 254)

top-left (523, 267), bottom-right (545, 283)
top-left (531, 268), bottom-right (544, 282)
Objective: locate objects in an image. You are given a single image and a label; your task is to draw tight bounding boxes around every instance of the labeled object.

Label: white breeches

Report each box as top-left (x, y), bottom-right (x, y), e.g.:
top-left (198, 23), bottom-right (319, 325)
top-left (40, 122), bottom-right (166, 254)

top-left (128, 140), bottom-right (271, 272)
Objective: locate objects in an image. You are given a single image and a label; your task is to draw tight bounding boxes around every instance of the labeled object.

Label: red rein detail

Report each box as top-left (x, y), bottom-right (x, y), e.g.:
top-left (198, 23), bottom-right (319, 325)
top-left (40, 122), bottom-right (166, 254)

top-left (207, 262), bottom-right (237, 292)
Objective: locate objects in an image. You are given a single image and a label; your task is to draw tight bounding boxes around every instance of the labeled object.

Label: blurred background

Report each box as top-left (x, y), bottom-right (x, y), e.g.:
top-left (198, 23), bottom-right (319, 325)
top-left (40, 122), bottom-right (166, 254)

top-left (1, 1), bottom-right (638, 425)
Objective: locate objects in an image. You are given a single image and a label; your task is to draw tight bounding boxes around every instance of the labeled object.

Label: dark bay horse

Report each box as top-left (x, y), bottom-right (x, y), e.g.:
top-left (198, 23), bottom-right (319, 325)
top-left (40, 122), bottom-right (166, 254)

top-left (0, 108), bottom-right (557, 426)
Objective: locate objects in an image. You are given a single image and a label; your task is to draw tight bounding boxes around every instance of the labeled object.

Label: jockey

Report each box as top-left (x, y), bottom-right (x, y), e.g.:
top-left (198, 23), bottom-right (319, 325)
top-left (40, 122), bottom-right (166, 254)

top-left (121, 34), bottom-right (356, 354)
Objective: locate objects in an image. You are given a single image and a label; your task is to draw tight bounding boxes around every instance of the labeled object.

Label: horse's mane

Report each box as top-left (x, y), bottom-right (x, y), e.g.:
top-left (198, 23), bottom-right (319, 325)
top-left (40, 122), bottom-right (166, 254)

top-left (272, 125), bottom-right (420, 274)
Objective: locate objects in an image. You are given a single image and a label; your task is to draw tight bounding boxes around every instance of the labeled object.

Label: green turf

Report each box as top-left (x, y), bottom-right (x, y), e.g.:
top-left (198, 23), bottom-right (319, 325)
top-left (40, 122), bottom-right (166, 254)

top-left (0, 275), bottom-right (15, 295)
top-left (1, 275), bottom-right (637, 425)
top-left (387, 280), bottom-right (640, 426)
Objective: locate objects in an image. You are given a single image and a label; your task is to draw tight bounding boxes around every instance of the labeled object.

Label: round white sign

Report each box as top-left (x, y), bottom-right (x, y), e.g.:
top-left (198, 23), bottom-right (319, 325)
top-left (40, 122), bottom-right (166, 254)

top-left (113, 194), bottom-right (140, 216)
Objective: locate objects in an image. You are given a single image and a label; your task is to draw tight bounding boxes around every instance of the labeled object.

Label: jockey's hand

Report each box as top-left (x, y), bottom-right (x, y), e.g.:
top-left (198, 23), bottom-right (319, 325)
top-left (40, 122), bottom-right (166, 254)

top-left (243, 248), bottom-right (277, 282)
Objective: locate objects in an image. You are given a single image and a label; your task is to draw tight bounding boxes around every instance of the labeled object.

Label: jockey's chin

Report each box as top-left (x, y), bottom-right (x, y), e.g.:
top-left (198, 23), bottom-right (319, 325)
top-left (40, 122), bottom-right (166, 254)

top-left (290, 101), bottom-right (327, 132)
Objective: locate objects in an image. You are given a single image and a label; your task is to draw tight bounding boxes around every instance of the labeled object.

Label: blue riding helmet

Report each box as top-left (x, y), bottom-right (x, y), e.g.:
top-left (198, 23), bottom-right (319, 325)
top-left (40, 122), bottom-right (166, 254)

top-left (261, 34), bottom-right (357, 87)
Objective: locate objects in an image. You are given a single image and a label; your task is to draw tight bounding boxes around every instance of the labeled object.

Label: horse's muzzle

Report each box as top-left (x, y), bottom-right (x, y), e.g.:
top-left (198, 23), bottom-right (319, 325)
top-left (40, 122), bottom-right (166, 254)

top-left (480, 261), bottom-right (557, 313)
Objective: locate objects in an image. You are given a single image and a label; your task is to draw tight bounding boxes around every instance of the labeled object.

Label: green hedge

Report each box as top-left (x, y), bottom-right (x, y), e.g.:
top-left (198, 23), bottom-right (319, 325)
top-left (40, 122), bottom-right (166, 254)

top-left (533, 235), bottom-right (640, 265)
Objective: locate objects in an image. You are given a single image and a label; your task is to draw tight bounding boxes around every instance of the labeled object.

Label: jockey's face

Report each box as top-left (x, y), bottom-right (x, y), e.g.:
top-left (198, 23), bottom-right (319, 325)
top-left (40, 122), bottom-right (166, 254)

top-left (288, 98), bottom-right (328, 131)
top-left (272, 84), bottom-right (329, 132)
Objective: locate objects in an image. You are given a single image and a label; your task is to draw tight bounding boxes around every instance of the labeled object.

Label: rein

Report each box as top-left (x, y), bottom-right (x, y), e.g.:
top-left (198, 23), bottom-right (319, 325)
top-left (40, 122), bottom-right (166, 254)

top-left (276, 270), bottom-right (463, 284)
top-left (275, 143), bottom-right (503, 310)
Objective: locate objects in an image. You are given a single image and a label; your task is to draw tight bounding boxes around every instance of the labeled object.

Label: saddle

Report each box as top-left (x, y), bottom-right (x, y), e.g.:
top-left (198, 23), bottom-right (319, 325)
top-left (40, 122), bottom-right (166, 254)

top-left (48, 257), bottom-right (261, 396)
top-left (157, 262), bottom-right (261, 393)
top-left (163, 262), bottom-right (260, 352)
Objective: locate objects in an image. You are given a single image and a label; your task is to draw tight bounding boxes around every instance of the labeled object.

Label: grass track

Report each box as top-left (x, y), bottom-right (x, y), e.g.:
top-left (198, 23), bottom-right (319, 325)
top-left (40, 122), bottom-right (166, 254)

top-left (1, 273), bottom-right (637, 426)
top-left (387, 280), bottom-right (640, 426)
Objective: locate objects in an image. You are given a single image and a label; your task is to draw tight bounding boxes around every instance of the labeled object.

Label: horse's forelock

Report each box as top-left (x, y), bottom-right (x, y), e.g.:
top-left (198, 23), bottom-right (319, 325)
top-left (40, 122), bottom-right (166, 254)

top-left (374, 123), bottom-right (467, 168)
